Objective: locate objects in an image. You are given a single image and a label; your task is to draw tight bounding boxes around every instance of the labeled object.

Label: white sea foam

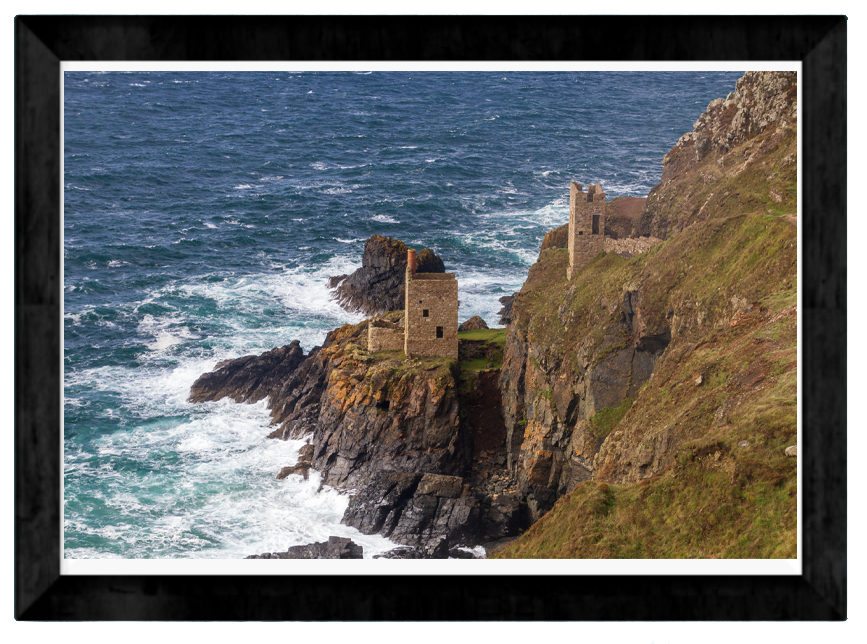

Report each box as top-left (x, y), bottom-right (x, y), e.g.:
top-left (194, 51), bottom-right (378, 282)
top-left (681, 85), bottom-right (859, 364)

top-left (455, 545), bottom-right (487, 559)
top-left (233, 184), bottom-right (254, 190)
top-left (65, 370), bottom-right (396, 558)
top-left (371, 214), bottom-right (399, 224)
top-left (322, 187), bottom-right (351, 194)
top-left (335, 237), bottom-right (363, 244)
top-left (204, 222), bottom-right (217, 229)
top-left (311, 161), bottom-right (327, 170)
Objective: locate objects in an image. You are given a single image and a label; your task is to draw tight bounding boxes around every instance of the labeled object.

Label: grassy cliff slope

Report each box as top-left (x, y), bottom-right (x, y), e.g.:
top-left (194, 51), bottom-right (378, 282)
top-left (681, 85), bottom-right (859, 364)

top-left (493, 71), bottom-right (797, 558)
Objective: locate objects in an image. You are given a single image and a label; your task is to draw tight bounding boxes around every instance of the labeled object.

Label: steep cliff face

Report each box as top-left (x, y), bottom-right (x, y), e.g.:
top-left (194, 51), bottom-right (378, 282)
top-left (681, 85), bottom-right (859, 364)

top-left (636, 71), bottom-right (797, 239)
top-left (328, 235), bottom-right (445, 315)
top-left (499, 247), bottom-right (670, 520)
top-left (497, 212), bottom-right (797, 555)
top-left (491, 72), bottom-right (799, 558)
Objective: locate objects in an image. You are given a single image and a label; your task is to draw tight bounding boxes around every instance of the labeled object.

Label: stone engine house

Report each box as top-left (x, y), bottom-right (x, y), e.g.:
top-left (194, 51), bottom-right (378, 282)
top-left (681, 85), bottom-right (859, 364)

top-left (366, 248), bottom-right (459, 360)
top-left (404, 249), bottom-right (458, 359)
top-left (567, 181), bottom-right (607, 280)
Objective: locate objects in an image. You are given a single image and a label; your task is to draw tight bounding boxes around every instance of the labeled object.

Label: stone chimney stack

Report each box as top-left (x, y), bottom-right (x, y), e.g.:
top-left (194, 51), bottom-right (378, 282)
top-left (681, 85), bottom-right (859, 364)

top-left (407, 248), bottom-right (417, 275)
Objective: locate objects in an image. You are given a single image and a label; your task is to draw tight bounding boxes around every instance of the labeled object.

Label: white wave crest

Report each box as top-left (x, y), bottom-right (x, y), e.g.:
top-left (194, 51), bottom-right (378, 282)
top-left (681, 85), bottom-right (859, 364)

top-left (370, 214), bottom-right (399, 224)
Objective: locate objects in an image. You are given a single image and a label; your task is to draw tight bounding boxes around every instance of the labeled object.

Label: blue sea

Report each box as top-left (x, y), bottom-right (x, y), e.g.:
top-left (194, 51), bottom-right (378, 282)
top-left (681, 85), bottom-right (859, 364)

top-left (63, 70), bottom-right (744, 559)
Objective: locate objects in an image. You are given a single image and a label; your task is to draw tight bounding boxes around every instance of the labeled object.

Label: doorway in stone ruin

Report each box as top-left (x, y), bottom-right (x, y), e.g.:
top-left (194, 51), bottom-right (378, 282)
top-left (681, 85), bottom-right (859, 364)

top-left (592, 214), bottom-right (600, 235)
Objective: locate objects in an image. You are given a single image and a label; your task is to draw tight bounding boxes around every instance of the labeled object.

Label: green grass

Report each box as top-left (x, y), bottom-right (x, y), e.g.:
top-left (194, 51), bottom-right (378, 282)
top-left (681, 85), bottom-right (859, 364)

top-left (493, 445), bottom-right (797, 559)
top-left (460, 357), bottom-right (495, 372)
top-left (458, 328), bottom-right (508, 346)
top-left (588, 398), bottom-right (634, 438)
top-left (458, 328), bottom-right (507, 375)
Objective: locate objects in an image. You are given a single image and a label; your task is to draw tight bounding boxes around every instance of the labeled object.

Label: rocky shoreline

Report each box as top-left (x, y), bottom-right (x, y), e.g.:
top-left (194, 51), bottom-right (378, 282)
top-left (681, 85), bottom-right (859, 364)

top-left (190, 71), bottom-right (798, 559)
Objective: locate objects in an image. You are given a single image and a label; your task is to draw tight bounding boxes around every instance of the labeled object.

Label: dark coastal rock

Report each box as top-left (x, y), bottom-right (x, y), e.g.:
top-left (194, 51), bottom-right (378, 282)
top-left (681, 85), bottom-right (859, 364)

top-left (341, 471), bottom-right (423, 536)
top-left (276, 442), bottom-right (315, 481)
top-left (458, 315), bottom-right (489, 331)
top-left (329, 235), bottom-right (445, 316)
top-left (266, 345), bottom-right (329, 439)
top-left (480, 493), bottom-right (522, 540)
top-left (342, 471), bottom-right (482, 552)
top-left (276, 462), bottom-right (312, 480)
top-left (374, 543), bottom-right (482, 559)
top-left (245, 536), bottom-right (363, 559)
top-left (308, 342), bottom-right (464, 492)
top-left (497, 294), bottom-right (517, 326)
top-left (188, 340), bottom-right (306, 404)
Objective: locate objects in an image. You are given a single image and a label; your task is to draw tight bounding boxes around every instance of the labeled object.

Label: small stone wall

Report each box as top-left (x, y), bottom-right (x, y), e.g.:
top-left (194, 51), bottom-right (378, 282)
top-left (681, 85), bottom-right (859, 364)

top-left (404, 269), bottom-right (459, 359)
top-left (369, 325), bottom-right (405, 352)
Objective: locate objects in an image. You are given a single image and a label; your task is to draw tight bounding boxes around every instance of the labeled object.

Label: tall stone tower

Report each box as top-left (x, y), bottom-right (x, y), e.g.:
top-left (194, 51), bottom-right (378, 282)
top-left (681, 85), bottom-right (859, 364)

top-left (403, 249), bottom-right (459, 360)
top-left (567, 181), bottom-right (607, 280)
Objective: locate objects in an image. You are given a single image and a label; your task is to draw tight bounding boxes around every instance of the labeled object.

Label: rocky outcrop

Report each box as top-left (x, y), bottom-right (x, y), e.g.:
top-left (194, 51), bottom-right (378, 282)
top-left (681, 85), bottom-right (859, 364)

top-left (459, 316), bottom-right (489, 331)
top-left (540, 224), bottom-right (568, 253)
top-left (637, 71), bottom-right (797, 238)
top-left (497, 294), bottom-right (516, 326)
top-left (276, 443), bottom-right (314, 480)
top-left (329, 235), bottom-right (445, 316)
top-left (245, 536), bottom-right (363, 559)
top-left (190, 305), bottom-right (527, 556)
top-left (188, 340), bottom-right (306, 404)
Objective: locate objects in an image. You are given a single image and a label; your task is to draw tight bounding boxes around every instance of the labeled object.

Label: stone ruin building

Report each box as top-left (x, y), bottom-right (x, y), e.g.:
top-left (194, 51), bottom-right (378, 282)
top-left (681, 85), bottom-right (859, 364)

top-left (567, 181), bottom-right (607, 280)
top-left (367, 248), bottom-right (459, 360)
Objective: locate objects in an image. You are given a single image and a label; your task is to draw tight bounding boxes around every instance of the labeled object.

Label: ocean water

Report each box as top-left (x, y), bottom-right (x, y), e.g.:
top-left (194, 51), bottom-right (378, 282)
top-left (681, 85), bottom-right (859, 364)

top-left (63, 70), bottom-right (744, 558)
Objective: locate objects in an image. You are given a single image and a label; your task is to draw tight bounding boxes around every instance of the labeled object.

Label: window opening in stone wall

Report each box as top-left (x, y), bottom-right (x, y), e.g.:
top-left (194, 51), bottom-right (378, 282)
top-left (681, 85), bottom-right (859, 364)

top-left (436, 326), bottom-right (443, 338)
top-left (423, 309), bottom-right (429, 318)
top-left (592, 214), bottom-right (600, 234)
top-left (578, 231), bottom-right (583, 235)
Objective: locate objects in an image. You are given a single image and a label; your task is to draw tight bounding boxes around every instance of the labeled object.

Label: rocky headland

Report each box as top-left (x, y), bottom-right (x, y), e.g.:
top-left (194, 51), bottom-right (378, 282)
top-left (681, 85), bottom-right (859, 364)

top-left (190, 71), bottom-right (798, 559)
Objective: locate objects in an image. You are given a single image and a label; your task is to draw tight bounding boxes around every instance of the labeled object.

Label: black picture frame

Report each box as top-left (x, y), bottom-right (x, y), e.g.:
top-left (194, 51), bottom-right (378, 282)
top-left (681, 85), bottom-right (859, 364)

top-left (15, 15), bottom-right (846, 620)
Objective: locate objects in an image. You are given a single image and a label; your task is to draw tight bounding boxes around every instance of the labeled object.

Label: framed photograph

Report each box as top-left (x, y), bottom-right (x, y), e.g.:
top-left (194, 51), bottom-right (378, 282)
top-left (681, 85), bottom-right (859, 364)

top-left (15, 15), bottom-right (846, 620)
